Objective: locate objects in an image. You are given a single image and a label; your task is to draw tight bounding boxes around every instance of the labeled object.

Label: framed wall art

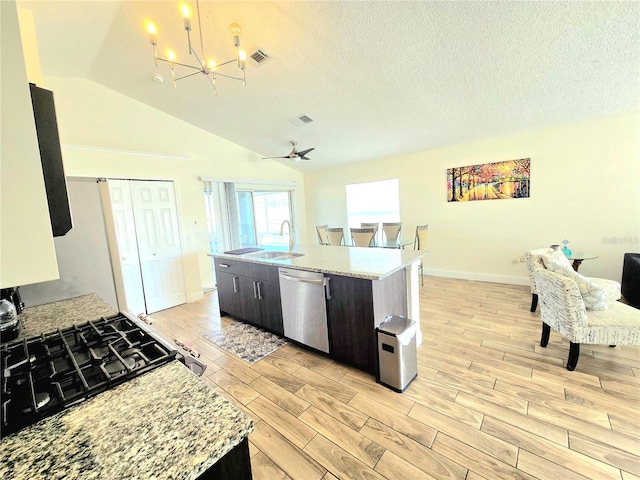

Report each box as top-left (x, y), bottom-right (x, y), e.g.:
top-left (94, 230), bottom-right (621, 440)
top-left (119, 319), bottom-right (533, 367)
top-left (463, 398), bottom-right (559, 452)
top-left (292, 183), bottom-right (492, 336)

top-left (447, 158), bottom-right (530, 202)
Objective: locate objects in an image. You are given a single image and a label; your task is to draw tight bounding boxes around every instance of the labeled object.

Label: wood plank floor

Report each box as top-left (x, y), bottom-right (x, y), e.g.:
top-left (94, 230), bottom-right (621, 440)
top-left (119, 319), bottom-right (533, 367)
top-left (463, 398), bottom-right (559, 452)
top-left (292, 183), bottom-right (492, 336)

top-left (148, 276), bottom-right (640, 480)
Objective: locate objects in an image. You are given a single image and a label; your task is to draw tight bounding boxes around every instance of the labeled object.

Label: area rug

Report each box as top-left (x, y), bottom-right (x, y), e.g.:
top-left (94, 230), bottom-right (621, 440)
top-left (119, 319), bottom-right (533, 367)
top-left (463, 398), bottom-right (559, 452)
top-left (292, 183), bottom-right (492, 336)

top-left (203, 322), bottom-right (289, 363)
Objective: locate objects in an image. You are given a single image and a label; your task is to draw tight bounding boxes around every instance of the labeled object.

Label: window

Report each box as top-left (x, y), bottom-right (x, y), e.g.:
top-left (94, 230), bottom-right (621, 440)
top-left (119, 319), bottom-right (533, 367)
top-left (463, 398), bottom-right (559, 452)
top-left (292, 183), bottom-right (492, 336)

top-left (237, 190), bottom-right (292, 247)
top-left (346, 179), bottom-right (400, 233)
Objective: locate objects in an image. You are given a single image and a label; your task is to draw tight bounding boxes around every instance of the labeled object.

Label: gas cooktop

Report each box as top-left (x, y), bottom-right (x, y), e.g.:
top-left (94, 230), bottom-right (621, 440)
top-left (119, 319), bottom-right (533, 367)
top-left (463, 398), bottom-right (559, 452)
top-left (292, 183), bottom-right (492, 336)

top-left (1, 313), bottom-right (184, 438)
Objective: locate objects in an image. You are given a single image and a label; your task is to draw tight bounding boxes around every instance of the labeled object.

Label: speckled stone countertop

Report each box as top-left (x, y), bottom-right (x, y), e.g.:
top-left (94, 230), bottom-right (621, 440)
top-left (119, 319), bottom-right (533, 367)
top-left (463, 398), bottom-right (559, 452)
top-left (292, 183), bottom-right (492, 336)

top-left (7, 293), bottom-right (118, 343)
top-left (0, 294), bottom-right (254, 479)
top-left (212, 243), bottom-right (428, 280)
top-left (0, 361), bottom-right (254, 480)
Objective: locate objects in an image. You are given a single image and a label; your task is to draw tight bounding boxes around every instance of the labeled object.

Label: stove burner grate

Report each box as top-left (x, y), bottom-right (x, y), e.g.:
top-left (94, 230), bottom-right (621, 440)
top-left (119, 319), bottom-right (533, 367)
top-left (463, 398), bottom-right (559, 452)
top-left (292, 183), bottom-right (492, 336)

top-left (1, 313), bottom-right (178, 438)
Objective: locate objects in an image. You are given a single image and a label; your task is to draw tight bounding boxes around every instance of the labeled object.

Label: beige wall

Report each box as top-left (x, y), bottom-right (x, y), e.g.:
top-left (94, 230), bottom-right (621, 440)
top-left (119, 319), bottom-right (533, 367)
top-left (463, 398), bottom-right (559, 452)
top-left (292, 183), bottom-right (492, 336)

top-left (1, 0), bottom-right (59, 288)
top-left (41, 76), bottom-right (306, 301)
top-left (305, 111), bottom-right (640, 285)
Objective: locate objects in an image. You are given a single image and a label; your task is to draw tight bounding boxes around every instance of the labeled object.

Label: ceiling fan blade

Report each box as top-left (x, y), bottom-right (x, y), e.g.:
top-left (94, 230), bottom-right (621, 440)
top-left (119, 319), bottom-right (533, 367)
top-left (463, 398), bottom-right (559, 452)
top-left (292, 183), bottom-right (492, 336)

top-left (262, 156), bottom-right (290, 159)
top-left (296, 148), bottom-right (315, 157)
top-left (300, 156), bottom-right (312, 160)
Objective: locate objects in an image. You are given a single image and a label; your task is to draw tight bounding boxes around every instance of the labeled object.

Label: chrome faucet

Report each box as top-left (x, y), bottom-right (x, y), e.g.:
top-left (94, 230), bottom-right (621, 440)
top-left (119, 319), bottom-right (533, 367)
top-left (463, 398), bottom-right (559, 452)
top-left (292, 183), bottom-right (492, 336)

top-left (279, 219), bottom-right (294, 251)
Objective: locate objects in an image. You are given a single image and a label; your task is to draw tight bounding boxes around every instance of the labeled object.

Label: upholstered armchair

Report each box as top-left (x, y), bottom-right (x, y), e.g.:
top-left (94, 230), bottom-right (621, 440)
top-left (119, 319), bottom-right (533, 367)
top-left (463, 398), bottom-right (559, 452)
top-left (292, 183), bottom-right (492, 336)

top-left (525, 247), bottom-right (621, 312)
top-left (534, 267), bottom-right (640, 371)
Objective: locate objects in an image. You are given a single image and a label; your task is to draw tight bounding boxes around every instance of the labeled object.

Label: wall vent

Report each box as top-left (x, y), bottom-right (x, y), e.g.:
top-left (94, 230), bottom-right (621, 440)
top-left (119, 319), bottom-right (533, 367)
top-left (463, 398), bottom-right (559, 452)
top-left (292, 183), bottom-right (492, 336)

top-left (287, 114), bottom-right (315, 126)
top-left (248, 49), bottom-right (271, 66)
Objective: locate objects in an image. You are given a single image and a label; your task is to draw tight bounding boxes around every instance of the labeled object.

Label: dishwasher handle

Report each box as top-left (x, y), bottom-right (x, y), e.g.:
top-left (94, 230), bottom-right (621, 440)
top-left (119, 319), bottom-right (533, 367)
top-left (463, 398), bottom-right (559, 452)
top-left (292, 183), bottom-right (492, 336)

top-left (324, 277), bottom-right (331, 300)
top-left (279, 272), bottom-right (324, 285)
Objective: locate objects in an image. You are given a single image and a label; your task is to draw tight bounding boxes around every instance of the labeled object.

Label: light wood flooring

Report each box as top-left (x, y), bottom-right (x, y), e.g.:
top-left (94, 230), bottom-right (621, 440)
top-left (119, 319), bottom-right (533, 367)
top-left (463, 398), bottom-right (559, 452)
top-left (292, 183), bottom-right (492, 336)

top-left (149, 276), bottom-right (640, 480)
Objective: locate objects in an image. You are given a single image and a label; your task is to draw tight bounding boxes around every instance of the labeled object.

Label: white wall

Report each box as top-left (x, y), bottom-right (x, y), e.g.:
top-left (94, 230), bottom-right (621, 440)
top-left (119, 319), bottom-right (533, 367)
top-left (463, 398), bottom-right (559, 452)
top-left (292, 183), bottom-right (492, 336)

top-left (305, 111), bottom-right (640, 285)
top-left (40, 76), bottom-right (306, 302)
top-left (20, 178), bottom-right (118, 308)
top-left (0, 0), bottom-right (58, 288)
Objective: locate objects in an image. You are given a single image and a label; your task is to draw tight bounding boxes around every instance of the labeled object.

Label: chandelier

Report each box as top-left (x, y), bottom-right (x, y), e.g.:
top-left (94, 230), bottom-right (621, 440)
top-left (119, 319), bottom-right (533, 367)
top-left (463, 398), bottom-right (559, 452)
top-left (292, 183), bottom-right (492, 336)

top-left (145, 1), bottom-right (246, 95)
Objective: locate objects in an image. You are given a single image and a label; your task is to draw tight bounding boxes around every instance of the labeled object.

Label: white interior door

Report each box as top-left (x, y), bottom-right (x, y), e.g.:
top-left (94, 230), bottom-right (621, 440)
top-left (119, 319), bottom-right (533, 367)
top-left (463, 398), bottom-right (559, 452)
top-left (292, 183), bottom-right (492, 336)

top-left (101, 180), bottom-right (146, 316)
top-left (130, 180), bottom-right (187, 313)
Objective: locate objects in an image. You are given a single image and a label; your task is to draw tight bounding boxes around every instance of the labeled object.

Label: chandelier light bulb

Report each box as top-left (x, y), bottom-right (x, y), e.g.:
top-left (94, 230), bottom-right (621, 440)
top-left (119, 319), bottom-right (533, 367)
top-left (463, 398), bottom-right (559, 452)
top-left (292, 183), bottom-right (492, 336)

top-left (180, 3), bottom-right (192, 31)
top-left (238, 49), bottom-right (247, 69)
top-left (180, 3), bottom-right (192, 18)
top-left (146, 22), bottom-right (158, 45)
top-left (166, 49), bottom-right (177, 62)
top-left (208, 59), bottom-right (217, 70)
top-left (229, 23), bottom-right (241, 36)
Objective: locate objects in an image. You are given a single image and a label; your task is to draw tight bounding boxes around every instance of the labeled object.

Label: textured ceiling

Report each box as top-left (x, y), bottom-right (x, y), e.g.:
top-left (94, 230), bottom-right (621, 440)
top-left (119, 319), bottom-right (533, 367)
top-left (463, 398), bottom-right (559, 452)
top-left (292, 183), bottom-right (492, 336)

top-left (18, 1), bottom-right (640, 171)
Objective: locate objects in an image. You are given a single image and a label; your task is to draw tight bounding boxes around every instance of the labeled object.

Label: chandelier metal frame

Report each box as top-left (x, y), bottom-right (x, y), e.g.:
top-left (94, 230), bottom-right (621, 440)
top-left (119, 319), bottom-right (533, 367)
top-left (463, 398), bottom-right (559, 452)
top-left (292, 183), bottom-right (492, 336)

top-left (146, 0), bottom-right (246, 95)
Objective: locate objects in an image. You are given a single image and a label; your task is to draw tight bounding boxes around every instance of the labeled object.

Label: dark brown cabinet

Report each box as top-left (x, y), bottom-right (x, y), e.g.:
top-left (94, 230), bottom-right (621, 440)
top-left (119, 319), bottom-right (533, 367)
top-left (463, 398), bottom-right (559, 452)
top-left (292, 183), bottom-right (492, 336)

top-left (326, 269), bottom-right (407, 374)
top-left (326, 274), bottom-right (376, 373)
top-left (214, 257), bottom-right (283, 336)
top-left (29, 83), bottom-right (72, 237)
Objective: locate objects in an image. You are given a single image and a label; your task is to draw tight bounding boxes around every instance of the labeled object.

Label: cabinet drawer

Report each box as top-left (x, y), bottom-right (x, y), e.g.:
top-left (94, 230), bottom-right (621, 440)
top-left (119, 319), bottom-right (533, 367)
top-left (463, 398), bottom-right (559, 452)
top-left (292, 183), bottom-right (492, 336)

top-left (251, 263), bottom-right (280, 282)
top-left (213, 257), bottom-right (254, 277)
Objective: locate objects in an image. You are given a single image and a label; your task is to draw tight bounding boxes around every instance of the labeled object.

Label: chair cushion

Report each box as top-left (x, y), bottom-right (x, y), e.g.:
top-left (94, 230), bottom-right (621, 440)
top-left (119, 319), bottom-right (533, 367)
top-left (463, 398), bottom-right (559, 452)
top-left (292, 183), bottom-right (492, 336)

top-left (575, 300), bottom-right (640, 345)
top-left (541, 249), bottom-right (607, 311)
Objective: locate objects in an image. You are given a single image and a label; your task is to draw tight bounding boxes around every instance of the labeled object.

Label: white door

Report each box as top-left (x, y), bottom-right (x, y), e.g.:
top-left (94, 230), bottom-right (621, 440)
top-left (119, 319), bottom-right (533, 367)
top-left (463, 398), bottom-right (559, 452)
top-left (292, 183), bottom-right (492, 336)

top-left (130, 180), bottom-right (187, 313)
top-left (101, 180), bottom-right (146, 316)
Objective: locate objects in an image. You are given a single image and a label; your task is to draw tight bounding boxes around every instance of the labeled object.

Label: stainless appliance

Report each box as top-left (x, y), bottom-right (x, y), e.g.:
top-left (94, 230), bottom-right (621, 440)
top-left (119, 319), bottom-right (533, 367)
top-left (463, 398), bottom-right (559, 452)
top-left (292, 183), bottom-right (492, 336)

top-left (278, 268), bottom-right (329, 353)
top-left (0, 299), bottom-right (20, 341)
top-left (0, 312), bottom-right (205, 438)
top-left (1, 287), bottom-right (24, 314)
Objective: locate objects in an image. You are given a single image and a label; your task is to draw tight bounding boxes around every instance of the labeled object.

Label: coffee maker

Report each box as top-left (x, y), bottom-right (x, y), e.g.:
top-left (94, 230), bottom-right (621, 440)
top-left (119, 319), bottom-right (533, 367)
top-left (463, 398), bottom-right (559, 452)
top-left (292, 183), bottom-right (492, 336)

top-left (1, 287), bottom-right (24, 314)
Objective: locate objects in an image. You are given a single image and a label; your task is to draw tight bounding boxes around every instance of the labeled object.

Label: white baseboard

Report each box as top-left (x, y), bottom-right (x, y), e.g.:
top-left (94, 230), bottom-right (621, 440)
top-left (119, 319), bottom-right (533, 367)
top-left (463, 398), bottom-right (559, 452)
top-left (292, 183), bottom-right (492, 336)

top-left (423, 267), bottom-right (530, 286)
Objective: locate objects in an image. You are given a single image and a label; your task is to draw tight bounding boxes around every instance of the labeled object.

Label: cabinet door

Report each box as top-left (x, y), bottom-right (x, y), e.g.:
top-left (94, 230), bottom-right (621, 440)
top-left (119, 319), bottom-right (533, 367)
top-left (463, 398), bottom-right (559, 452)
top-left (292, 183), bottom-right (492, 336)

top-left (215, 271), bottom-right (244, 319)
top-left (326, 275), bottom-right (375, 373)
top-left (253, 279), bottom-right (283, 335)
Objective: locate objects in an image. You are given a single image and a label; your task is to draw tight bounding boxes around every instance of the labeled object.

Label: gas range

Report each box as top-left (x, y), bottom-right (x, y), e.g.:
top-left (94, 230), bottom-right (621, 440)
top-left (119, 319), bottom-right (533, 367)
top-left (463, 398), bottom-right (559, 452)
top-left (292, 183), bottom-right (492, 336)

top-left (1, 312), bottom-right (203, 439)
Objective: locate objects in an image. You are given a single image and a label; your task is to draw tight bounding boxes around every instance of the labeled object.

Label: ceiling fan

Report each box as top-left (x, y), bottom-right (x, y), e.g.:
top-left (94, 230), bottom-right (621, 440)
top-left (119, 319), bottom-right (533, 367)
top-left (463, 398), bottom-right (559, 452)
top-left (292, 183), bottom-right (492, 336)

top-left (262, 141), bottom-right (315, 162)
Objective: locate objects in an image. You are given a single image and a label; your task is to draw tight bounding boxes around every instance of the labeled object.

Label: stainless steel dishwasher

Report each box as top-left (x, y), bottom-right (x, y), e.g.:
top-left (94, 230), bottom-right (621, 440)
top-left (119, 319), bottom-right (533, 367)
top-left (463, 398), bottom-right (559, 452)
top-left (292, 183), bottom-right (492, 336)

top-left (278, 268), bottom-right (329, 353)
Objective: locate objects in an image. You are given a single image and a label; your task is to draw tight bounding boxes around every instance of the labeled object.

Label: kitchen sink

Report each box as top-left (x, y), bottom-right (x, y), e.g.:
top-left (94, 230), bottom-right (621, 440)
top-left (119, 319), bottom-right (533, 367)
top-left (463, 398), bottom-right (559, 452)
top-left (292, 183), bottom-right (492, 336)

top-left (275, 253), bottom-right (305, 259)
top-left (249, 251), bottom-right (304, 260)
top-left (251, 251), bottom-right (284, 259)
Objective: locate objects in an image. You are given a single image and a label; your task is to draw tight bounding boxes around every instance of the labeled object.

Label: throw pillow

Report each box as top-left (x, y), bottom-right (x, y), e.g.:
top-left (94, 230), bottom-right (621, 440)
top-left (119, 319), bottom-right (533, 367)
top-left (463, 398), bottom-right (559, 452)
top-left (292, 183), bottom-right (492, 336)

top-left (541, 250), bottom-right (607, 311)
top-left (540, 248), bottom-right (573, 272)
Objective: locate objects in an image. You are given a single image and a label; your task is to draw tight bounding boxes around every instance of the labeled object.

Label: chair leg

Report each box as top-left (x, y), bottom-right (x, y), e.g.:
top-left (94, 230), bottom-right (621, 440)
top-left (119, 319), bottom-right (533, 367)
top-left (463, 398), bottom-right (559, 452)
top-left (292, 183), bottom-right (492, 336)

top-left (540, 322), bottom-right (550, 347)
top-left (530, 293), bottom-right (538, 312)
top-left (567, 342), bottom-right (580, 371)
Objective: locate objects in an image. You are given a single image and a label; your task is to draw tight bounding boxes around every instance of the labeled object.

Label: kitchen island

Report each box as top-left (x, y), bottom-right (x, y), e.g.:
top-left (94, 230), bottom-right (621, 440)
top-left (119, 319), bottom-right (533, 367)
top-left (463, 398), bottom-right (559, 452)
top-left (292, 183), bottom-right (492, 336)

top-left (0, 295), bottom-right (254, 480)
top-left (212, 244), bottom-right (426, 373)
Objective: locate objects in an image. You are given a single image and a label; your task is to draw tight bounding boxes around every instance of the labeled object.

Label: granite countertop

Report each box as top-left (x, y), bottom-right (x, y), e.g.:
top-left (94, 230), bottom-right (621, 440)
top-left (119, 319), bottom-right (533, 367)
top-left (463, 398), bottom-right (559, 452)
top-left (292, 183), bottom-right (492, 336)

top-left (0, 294), bottom-right (254, 479)
top-left (0, 361), bottom-right (254, 480)
top-left (212, 243), bottom-right (428, 280)
top-left (8, 293), bottom-right (118, 343)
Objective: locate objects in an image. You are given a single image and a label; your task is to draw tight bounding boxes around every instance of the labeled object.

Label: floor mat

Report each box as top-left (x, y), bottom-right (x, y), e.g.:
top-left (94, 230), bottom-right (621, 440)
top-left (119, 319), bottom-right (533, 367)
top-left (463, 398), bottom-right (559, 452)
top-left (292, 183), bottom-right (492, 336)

top-left (203, 321), bottom-right (289, 363)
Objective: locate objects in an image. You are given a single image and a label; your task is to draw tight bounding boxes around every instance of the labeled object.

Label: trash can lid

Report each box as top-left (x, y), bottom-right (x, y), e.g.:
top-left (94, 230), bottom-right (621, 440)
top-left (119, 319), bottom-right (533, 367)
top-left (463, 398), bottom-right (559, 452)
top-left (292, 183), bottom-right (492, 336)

top-left (378, 315), bottom-right (415, 336)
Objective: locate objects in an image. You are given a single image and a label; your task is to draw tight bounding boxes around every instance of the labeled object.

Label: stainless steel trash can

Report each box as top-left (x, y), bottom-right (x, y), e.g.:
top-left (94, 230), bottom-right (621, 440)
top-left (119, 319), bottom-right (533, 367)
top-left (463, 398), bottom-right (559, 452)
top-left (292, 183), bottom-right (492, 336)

top-left (376, 315), bottom-right (417, 392)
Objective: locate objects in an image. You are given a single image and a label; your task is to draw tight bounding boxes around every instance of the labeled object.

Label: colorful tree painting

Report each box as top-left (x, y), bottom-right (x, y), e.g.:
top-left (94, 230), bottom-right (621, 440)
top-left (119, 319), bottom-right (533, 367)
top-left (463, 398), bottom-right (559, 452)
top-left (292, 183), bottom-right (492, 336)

top-left (447, 158), bottom-right (530, 202)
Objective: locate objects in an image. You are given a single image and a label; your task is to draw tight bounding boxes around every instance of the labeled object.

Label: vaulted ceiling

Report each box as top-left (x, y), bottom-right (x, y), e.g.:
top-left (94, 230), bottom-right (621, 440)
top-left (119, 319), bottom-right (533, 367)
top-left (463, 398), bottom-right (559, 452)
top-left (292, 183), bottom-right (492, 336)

top-left (18, 1), bottom-right (640, 171)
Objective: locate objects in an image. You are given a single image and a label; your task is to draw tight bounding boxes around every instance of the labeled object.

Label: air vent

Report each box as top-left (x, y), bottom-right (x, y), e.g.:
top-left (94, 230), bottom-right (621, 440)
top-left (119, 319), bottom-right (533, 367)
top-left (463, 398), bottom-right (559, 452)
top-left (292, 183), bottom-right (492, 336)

top-left (248, 49), bottom-right (271, 67)
top-left (287, 114), bottom-right (315, 127)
